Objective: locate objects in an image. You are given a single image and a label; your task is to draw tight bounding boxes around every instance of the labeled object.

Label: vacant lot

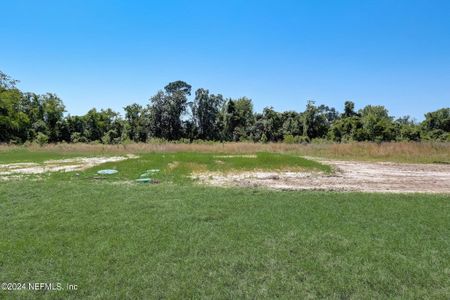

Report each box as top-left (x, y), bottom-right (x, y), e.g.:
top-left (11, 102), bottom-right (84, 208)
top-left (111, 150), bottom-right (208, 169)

top-left (1, 148), bottom-right (449, 193)
top-left (195, 158), bottom-right (450, 193)
top-left (0, 145), bottom-right (449, 299)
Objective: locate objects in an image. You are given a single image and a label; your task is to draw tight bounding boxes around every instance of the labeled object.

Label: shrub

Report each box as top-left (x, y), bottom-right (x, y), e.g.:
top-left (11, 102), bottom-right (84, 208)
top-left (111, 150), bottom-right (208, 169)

top-left (35, 132), bottom-right (49, 146)
top-left (70, 132), bottom-right (88, 143)
top-left (283, 134), bottom-right (295, 144)
top-left (147, 137), bottom-right (168, 144)
top-left (260, 133), bottom-right (268, 143)
top-left (177, 138), bottom-right (191, 144)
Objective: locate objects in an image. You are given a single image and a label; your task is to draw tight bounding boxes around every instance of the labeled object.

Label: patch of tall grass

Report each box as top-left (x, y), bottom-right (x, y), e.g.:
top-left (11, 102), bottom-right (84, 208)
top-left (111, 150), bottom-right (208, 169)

top-left (1, 141), bottom-right (449, 163)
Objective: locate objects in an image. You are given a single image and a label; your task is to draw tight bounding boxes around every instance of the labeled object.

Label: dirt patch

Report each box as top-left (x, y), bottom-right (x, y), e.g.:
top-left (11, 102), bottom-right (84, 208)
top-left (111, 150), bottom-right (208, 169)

top-left (0, 155), bottom-right (137, 179)
top-left (167, 161), bottom-right (180, 170)
top-left (192, 159), bottom-right (450, 193)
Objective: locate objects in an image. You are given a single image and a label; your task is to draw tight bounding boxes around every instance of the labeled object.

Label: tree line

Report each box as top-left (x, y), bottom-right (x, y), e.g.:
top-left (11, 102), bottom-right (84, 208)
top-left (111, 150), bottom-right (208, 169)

top-left (1, 71), bottom-right (449, 145)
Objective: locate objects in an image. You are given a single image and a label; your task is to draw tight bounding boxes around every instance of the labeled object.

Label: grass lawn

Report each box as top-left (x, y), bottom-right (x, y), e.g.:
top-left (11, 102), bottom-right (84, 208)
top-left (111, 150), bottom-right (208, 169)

top-left (1, 183), bottom-right (449, 299)
top-left (0, 151), bottom-right (449, 299)
top-left (1, 151), bottom-right (331, 183)
top-left (76, 152), bottom-right (331, 183)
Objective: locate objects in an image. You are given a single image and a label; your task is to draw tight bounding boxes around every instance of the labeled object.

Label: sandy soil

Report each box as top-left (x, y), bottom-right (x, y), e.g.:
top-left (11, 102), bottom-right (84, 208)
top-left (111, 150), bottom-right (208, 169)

top-left (193, 158), bottom-right (450, 193)
top-left (0, 154), bottom-right (137, 178)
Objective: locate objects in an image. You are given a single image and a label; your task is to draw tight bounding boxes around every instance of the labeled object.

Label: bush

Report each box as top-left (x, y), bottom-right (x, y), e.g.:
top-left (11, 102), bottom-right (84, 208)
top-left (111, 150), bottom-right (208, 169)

top-left (177, 138), bottom-right (191, 144)
top-left (35, 132), bottom-right (49, 146)
top-left (260, 133), bottom-right (268, 143)
top-left (283, 134), bottom-right (295, 144)
top-left (147, 137), bottom-right (168, 144)
top-left (70, 132), bottom-right (88, 143)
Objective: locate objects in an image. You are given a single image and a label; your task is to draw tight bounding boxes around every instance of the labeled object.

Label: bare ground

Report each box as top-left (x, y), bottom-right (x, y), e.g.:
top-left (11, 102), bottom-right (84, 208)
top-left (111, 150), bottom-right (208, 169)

top-left (0, 154), bottom-right (138, 179)
top-left (193, 158), bottom-right (450, 193)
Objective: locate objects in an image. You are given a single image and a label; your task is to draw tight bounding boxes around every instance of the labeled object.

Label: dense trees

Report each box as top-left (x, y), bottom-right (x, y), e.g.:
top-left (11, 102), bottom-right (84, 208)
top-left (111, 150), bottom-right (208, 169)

top-left (0, 71), bottom-right (449, 144)
top-left (221, 98), bottom-right (255, 141)
top-left (422, 108), bottom-right (450, 141)
top-left (0, 72), bottom-right (28, 142)
top-left (148, 81), bottom-right (192, 140)
top-left (124, 103), bottom-right (148, 142)
top-left (192, 89), bottom-right (224, 141)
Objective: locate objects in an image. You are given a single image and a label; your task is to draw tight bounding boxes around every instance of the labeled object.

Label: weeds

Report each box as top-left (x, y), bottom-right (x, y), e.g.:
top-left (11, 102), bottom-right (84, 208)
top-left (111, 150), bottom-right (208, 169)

top-left (1, 142), bottom-right (449, 163)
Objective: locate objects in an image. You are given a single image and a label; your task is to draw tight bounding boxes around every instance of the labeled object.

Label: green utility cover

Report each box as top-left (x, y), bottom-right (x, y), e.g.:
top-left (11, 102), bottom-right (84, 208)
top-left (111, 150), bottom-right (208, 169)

top-left (136, 178), bottom-right (151, 183)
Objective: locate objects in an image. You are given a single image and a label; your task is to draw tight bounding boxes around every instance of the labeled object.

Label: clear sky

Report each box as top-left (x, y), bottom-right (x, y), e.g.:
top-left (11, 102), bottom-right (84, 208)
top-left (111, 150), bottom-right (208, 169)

top-left (2, 0), bottom-right (449, 120)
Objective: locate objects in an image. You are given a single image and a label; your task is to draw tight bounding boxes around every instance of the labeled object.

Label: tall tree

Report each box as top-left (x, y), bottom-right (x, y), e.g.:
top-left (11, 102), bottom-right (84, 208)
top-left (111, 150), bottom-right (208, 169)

top-left (148, 81), bottom-right (192, 140)
top-left (220, 97), bottom-right (254, 141)
top-left (422, 108), bottom-right (450, 141)
top-left (281, 111), bottom-right (302, 137)
top-left (41, 93), bottom-right (65, 142)
top-left (422, 108), bottom-right (450, 132)
top-left (234, 97), bottom-right (254, 130)
top-left (0, 72), bottom-right (29, 142)
top-left (343, 101), bottom-right (357, 118)
top-left (124, 103), bottom-right (148, 142)
top-left (259, 107), bottom-right (282, 142)
top-left (192, 88), bottom-right (224, 140)
top-left (164, 81), bottom-right (192, 95)
top-left (359, 105), bottom-right (395, 142)
top-left (302, 101), bottom-right (338, 139)
top-left (221, 100), bottom-right (238, 141)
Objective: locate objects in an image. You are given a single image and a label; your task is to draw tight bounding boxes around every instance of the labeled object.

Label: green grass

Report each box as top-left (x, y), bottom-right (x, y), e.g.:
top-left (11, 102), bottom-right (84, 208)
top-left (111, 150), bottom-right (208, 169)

top-left (0, 181), bottom-right (449, 299)
top-left (0, 150), bottom-right (448, 299)
top-left (1, 152), bottom-right (330, 183)
top-left (82, 152), bottom-right (330, 182)
top-left (0, 151), bottom-right (330, 182)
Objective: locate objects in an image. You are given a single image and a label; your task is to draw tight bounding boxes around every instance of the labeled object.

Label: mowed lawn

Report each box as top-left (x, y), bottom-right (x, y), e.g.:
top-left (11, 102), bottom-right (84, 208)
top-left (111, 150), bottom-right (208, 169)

top-left (1, 183), bottom-right (449, 299)
top-left (0, 151), bottom-right (449, 299)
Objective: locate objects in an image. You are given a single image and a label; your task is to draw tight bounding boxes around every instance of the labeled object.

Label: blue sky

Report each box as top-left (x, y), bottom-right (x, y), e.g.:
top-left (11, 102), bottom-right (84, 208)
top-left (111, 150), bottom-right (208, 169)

top-left (2, 0), bottom-right (449, 120)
